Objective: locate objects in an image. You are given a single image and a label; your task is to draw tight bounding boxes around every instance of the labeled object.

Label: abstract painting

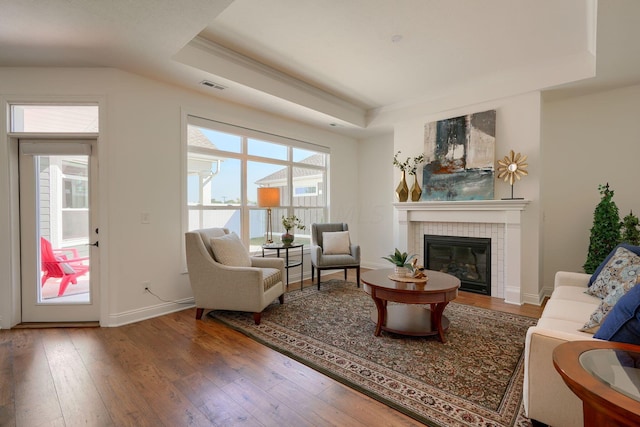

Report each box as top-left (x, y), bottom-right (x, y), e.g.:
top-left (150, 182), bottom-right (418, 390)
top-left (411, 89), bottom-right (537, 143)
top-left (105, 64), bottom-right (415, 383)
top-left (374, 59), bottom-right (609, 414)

top-left (422, 110), bottom-right (496, 201)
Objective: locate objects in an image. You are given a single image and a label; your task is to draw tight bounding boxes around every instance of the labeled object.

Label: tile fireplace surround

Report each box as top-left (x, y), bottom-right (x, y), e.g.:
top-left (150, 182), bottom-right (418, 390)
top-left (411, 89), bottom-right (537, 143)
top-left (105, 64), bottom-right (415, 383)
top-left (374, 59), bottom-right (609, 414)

top-left (394, 200), bottom-right (529, 305)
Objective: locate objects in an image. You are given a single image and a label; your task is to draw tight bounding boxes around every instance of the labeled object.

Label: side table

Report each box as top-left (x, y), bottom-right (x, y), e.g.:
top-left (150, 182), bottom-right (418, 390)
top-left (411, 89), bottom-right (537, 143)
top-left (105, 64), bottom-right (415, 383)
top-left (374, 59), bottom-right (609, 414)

top-left (553, 340), bottom-right (640, 427)
top-left (261, 243), bottom-right (304, 290)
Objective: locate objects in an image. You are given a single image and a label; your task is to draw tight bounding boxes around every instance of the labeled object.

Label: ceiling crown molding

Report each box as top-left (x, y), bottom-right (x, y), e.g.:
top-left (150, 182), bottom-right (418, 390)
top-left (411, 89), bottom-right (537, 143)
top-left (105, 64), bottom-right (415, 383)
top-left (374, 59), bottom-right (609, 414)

top-left (174, 36), bottom-right (366, 128)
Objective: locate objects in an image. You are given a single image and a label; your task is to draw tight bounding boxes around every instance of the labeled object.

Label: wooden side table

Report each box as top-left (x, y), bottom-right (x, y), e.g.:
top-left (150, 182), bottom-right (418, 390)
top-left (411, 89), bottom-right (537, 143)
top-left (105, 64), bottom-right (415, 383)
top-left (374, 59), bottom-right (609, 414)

top-left (261, 243), bottom-right (304, 290)
top-left (553, 340), bottom-right (640, 427)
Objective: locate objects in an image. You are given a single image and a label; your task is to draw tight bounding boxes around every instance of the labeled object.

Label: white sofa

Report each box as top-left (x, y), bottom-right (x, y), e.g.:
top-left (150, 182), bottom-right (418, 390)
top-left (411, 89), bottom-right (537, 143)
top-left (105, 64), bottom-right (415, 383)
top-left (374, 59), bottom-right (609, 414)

top-left (523, 271), bottom-right (601, 427)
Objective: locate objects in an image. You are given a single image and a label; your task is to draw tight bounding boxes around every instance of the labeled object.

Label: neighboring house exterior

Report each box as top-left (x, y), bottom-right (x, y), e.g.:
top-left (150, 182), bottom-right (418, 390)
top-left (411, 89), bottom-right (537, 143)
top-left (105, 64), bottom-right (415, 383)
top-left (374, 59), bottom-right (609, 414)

top-left (255, 153), bottom-right (326, 232)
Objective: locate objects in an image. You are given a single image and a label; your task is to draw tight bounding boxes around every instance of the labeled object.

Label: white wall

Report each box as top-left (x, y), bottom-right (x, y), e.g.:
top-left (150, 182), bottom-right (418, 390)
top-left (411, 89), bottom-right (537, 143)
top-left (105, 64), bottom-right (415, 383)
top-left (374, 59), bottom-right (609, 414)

top-left (357, 132), bottom-right (394, 268)
top-left (3, 68), bottom-right (637, 327)
top-left (0, 67), bottom-right (359, 328)
top-left (541, 83), bottom-right (640, 289)
top-left (359, 92), bottom-right (543, 303)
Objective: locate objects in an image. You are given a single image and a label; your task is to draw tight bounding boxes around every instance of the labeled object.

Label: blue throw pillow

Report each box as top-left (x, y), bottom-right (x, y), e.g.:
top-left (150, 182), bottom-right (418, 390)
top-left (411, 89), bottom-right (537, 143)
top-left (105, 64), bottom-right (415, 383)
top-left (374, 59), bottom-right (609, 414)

top-left (589, 244), bottom-right (640, 286)
top-left (594, 282), bottom-right (640, 344)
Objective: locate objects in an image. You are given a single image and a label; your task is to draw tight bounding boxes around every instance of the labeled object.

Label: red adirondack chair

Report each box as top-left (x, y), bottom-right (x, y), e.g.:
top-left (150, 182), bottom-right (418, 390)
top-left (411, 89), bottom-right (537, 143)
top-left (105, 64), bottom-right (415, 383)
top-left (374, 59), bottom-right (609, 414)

top-left (40, 237), bottom-right (90, 297)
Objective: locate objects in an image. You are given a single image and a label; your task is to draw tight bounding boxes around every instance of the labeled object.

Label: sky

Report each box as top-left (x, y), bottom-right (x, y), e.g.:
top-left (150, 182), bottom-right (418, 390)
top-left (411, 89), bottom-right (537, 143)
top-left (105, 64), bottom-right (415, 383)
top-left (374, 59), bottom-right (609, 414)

top-left (188, 127), bottom-right (318, 204)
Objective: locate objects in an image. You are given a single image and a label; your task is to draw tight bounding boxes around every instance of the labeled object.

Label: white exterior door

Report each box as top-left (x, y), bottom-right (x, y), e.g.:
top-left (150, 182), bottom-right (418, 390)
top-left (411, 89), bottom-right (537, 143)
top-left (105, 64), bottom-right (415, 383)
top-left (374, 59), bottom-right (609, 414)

top-left (19, 139), bottom-right (99, 322)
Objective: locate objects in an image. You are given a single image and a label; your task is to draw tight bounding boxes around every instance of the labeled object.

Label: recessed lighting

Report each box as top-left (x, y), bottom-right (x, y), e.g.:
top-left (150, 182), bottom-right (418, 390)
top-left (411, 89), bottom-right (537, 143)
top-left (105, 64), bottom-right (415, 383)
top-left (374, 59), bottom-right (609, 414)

top-left (391, 34), bottom-right (403, 43)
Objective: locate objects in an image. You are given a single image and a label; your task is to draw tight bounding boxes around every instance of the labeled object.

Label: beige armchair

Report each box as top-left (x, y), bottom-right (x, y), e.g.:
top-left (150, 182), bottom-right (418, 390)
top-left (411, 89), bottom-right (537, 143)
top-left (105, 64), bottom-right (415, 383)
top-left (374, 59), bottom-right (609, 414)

top-left (185, 228), bottom-right (285, 324)
top-left (310, 223), bottom-right (360, 289)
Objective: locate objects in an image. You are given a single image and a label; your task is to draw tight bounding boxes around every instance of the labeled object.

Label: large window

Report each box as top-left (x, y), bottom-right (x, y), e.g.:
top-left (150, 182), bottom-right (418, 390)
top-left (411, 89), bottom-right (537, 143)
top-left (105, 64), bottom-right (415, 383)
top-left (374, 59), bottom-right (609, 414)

top-left (186, 116), bottom-right (328, 252)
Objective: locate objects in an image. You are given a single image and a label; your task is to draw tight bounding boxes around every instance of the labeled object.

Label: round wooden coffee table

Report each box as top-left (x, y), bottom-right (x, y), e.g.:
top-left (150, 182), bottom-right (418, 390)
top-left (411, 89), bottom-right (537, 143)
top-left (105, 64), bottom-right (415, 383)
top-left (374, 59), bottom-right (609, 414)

top-left (361, 268), bottom-right (460, 342)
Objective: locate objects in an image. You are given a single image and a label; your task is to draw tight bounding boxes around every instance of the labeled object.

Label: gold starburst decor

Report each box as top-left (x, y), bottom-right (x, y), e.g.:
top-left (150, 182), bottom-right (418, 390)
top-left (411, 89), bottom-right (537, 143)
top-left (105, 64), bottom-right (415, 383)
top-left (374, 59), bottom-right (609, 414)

top-left (497, 150), bottom-right (528, 199)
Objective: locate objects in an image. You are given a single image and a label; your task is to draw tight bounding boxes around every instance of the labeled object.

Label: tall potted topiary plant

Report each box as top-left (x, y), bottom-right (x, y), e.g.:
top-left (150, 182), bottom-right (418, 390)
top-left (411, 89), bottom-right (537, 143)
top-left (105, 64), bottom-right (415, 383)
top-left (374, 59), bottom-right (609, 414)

top-left (622, 210), bottom-right (640, 245)
top-left (583, 183), bottom-right (622, 274)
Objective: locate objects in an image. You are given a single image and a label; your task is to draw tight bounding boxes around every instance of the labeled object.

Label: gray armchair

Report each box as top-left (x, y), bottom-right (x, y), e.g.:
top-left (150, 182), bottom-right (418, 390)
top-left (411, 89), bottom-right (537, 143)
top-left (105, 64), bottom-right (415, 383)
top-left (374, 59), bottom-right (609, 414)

top-left (185, 228), bottom-right (285, 324)
top-left (310, 223), bottom-right (360, 289)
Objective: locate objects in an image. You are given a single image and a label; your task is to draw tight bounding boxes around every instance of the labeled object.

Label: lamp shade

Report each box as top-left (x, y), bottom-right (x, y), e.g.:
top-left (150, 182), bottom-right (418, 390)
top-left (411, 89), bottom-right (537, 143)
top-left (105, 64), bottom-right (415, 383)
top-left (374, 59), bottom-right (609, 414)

top-left (257, 187), bottom-right (280, 207)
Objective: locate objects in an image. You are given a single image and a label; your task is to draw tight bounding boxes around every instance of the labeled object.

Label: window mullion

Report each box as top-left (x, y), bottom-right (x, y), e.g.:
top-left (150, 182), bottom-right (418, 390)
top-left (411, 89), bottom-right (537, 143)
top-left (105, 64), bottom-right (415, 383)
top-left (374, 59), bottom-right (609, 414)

top-left (241, 136), bottom-right (249, 244)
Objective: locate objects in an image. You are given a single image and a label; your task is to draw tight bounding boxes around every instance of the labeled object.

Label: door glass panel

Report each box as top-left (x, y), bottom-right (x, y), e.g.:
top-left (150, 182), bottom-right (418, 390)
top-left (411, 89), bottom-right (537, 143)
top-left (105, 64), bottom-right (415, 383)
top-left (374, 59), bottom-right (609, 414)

top-left (37, 154), bottom-right (90, 304)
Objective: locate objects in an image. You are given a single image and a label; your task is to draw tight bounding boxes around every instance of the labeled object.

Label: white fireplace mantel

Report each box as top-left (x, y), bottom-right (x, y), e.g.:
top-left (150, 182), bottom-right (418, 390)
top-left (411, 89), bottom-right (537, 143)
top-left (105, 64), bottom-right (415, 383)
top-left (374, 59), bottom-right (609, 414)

top-left (394, 200), bottom-right (530, 304)
top-left (394, 200), bottom-right (529, 224)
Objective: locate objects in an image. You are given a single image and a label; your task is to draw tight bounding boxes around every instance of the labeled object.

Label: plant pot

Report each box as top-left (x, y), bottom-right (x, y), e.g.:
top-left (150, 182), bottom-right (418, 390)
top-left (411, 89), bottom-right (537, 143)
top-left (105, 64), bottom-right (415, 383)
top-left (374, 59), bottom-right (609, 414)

top-left (394, 266), bottom-right (409, 277)
top-left (281, 232), bottom-right (294, 245)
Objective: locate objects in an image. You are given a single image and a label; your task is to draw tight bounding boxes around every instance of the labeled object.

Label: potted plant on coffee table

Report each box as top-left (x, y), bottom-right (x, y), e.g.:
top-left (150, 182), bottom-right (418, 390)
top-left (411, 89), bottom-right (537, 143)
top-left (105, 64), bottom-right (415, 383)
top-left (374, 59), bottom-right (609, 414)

top-left (382, 248), bottom-right (416, 277)
top-left (281, 215), bottom-right (305, 245)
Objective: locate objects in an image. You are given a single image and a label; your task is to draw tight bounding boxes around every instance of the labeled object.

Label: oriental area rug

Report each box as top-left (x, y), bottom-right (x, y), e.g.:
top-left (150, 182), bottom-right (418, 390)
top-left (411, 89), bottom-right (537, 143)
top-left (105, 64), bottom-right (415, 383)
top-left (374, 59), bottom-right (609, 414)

top-left (210, 280), bottom-right (537, 427)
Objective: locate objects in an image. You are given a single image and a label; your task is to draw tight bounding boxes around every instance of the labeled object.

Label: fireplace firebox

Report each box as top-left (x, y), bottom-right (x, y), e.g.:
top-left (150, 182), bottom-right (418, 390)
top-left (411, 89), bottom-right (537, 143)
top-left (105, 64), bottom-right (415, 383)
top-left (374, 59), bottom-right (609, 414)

top-left (424, 235), bottom-right (491, 295)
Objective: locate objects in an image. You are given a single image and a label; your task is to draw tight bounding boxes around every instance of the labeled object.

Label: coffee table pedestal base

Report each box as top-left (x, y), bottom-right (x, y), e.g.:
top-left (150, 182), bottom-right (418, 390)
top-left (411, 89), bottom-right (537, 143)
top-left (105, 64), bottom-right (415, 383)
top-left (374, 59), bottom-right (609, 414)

top-left (371, 305), bottom-right (450, 341)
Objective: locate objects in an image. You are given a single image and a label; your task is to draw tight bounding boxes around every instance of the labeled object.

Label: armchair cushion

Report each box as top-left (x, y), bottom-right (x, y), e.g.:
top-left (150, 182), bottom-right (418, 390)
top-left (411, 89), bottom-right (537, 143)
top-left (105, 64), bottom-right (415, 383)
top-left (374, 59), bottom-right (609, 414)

top-left (209, 232), bottom-right (251, 267)
top-left (322, 231), bottom-right (351, 255)
top-left (262, 268), bottom-right (282, 291)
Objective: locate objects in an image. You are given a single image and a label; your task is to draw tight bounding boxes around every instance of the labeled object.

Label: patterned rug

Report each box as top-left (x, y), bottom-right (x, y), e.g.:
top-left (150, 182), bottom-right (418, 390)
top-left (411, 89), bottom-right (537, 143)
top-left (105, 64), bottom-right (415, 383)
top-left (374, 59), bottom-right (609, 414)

top-left (210, 280), bottom-right (537, 427)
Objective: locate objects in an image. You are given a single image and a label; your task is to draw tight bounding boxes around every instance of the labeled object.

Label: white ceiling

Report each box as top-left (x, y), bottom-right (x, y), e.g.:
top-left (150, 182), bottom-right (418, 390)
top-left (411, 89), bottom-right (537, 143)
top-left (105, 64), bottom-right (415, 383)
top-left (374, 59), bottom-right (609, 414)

top-left (201, 0), bottom-right (590, 108)
top-left (1, 0), bottom-right (639, 138)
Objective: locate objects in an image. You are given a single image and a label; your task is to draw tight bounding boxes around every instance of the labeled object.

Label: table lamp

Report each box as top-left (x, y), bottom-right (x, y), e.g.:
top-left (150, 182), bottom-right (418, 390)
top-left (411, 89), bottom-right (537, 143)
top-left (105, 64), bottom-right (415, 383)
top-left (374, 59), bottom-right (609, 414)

top-left (257, 187), bottom-right (280, 244)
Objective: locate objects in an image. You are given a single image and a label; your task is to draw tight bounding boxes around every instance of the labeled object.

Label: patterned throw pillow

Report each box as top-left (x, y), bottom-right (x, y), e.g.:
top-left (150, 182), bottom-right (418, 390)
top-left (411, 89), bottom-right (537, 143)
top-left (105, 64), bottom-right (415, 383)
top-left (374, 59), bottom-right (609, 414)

top-left (594, 281), bottom-right (640, 344)
top-left (581, 247), bottom-right (640, 333)
top-left (588, 243), bottom-right (640, 286)
top-left (586, 247), bottom-right (640, 299)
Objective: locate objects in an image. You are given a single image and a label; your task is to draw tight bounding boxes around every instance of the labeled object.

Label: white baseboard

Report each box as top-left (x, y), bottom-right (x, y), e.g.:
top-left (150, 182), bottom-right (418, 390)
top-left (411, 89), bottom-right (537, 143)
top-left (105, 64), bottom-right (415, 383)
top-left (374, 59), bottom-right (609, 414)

top-left (105, 298), bottom-right (194, 327)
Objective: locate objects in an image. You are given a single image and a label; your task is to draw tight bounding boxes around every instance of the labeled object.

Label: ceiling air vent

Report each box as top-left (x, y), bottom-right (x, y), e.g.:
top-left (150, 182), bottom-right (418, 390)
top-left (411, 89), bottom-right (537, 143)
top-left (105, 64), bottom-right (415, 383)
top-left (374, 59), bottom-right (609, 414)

top-left (200, 80), bottom-right (227, 90)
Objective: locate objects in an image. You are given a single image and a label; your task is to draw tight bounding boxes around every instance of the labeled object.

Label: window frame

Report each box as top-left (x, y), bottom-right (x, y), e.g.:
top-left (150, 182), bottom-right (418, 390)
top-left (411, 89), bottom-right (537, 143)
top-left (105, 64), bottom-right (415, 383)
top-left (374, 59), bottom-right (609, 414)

top-left (183, 114), bottom-right (329, 253)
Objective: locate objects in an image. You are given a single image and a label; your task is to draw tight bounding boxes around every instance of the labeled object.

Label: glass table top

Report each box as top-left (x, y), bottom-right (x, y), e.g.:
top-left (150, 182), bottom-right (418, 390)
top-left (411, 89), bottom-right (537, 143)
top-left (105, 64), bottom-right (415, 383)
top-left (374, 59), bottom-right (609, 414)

top-left (262, 242), bottom-right (303, 249)
top-left (580, 348), bottom-right (640, 402)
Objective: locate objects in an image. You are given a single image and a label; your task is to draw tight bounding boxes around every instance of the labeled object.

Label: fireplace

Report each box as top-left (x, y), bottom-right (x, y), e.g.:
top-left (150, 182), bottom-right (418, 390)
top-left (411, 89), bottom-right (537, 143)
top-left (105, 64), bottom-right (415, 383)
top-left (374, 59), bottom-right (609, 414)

top-left (424, 235), bottom-right (491, 295)
top-left (395, 200), bottom-right (529, 304)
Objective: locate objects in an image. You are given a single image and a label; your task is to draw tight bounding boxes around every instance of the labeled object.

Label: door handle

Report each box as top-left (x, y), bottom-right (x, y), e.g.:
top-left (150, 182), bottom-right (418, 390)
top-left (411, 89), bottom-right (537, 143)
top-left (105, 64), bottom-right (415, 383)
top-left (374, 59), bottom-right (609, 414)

top-left (87, 241), bottom-right (99, 247)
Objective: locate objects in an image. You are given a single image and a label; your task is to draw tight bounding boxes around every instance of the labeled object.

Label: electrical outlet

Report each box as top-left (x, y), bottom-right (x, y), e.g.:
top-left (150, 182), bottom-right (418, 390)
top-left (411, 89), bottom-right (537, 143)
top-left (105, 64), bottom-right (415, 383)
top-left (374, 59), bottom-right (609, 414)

top-left (142, 281), bottom-right (150, 294)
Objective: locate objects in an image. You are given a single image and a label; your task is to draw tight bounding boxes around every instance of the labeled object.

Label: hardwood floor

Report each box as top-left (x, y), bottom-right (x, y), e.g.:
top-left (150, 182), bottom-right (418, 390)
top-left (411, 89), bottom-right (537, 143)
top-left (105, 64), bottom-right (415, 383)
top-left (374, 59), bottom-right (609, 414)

top-left (0, 271), bottom-right (544, 426)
